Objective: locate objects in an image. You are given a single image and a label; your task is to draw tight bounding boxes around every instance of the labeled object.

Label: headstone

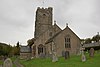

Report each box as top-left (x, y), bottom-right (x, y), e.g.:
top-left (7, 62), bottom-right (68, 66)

top-left (65, 51), bottom-right (70, 59)
top-left (3, 58), bottom-right (13, 67)
top-left (89, 48), bottom-right (95, 57)
top-left (81, 54), bottom-right (86, 62)
top-left (81, 50), bottom-right (86, 62)
top-left (52, 52), bottom-right (58, 62)
top-left (81, 47), bottom-right (86, 62)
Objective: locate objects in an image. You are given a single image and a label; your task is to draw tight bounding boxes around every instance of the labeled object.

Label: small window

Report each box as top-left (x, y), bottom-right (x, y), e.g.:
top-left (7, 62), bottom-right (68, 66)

top-left (43, 14), bottom-right (46, 16)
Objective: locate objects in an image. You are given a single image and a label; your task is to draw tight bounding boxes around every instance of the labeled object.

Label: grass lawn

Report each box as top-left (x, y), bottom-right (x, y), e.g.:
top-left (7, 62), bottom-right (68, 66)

top-left (20, 52), bottom-right (100, 67)
top-left (0, 60), bottom-right (3, 65)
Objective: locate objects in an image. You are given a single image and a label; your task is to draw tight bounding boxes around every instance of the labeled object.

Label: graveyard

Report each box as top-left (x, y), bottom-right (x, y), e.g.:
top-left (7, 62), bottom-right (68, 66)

top-left (18, 51), bottom-right (100, 67)
top-left (0, 1), bottom-right (100, 67)
top-left (0, 50), bottom-right (100, 67)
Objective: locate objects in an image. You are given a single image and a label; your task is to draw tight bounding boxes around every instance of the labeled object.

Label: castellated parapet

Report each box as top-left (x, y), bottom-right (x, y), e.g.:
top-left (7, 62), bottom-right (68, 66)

top-left (37, 7), bottom-right (52, 11)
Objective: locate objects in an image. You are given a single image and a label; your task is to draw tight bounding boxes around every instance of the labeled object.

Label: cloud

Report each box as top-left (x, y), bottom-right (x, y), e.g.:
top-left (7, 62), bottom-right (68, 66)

top-left (0, 0), bottom-right (34, 45)
top-left (0, 0), bottom-right (100, 45)
top-left (0, 0), bottom-right (33, 27)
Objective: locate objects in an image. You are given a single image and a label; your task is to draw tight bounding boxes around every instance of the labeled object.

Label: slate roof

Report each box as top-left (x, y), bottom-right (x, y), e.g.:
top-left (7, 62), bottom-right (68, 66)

top-left (45, 26), bottom-right (80, 44)
top-left (45, 31), bottom-right (62, 44)
top-left (20, 46), bottom-right (31, 53)
top-left (83, 42), bottom-right (100, 48)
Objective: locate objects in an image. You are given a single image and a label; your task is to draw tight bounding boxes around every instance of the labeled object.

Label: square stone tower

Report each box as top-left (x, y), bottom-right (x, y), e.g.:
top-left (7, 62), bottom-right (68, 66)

top-left (34, 7), bottom-right (53, 38)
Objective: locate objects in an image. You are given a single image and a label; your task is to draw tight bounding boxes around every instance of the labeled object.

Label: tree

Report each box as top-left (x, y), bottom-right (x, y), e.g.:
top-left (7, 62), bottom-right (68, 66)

top-left (27, 38), bottom-right (35, 47)
top-left (0, 43), bottom-right (12, 56)
top-left (84, 38), bottom-right (91, 44)
top-left (15, 41), bottom-right (20, 55)
top-left (92, 34), bottom-right (100, 42)
top-left (16, 41), bottom-right (20, 48)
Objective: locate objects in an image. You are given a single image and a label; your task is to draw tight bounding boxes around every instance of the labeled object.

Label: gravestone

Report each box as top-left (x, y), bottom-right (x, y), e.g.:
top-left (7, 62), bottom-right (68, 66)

top-left (65, 51), bottom-right (70, 59)
top-left (3, 58), bottom-right (13, 67)
top-left (89, 48), bottom-right (95, 57)
top-left (81, 47), bottom-right (86, 62)
top-left (81, 50), bottom-right (86, 62)
top-left (81, 54), bottom-right (86, 62)
top-left (52, 52), bottom-right (58, 62)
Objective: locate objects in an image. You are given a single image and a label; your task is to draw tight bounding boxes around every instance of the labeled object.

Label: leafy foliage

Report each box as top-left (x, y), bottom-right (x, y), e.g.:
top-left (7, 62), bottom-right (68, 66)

top-left (27, 38), bottom-right (35, 47)
top-left (84, 38), bottom-right (91, 44)
top-left (81, 33), bottom-right (100, 44)
top-left (0, 43), bottom-right (12, 56)
top-left (92, 34), bottom-right (100, 42)
top-left (0, 42), bottom-right (20, 56)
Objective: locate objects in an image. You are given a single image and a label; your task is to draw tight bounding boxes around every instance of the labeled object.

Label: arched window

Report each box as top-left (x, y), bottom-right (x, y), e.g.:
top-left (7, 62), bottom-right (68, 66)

top-left (65, 35), bottom-right (71, 48)
top-left (38, 44), bottom-right (44, 54)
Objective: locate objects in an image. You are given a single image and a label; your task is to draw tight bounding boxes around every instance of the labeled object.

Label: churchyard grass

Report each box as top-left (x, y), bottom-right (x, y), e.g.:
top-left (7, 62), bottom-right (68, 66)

top-left (0, 60), bottom-right (3, 65)
top-left (20, 51), bottom-right (100, 67)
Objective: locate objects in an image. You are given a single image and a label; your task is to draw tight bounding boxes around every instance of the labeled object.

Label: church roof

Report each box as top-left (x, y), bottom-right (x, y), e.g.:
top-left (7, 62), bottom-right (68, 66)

top-left (45, 31), bottom-right (62, 44)
top-left (63, 26), bottom-right (80, 40)
top-left (53, 22), bottom-right (62, 31)
top-left (20, 46), bottom-right (31, 53)
top-left (45, 26), bottom-right (80, 44)
top-left (45, 23), bottom-right (62, 44)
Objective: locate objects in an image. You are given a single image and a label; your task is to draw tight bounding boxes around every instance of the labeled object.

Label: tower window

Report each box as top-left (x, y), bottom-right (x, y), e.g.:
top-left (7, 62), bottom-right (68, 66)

top-left (43, 14), bottom-right (46, 16)
top-left (65, 35), bottom-right (71, 48)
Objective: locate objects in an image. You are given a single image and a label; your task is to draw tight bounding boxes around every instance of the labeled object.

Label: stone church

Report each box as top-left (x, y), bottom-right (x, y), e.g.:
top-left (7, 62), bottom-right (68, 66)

top-left (32, 7), bottom-right (81, 58)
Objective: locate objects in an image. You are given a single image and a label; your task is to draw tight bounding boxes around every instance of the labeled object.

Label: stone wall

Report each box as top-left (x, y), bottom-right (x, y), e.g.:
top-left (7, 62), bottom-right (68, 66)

top-left (20, 53), bottom-right (31, 59)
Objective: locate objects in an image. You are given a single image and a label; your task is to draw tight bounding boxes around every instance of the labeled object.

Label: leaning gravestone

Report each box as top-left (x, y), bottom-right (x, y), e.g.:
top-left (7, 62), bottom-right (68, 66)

top-left (89, 48), bottom-right (95, 57)
top-left (3, 58), bottom-right (13, 67)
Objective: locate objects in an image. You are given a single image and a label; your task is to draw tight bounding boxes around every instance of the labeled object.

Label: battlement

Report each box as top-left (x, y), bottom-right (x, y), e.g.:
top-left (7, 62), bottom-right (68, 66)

top-left (37, 7), bottom-right (52, 10)
top-left (37, 7), bottom-right (52, 12)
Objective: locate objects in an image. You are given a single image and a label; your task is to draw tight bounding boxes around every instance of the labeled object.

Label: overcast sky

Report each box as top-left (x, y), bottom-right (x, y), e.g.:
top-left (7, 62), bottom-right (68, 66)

top-left (0, 0), bottom-right (100, 46)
